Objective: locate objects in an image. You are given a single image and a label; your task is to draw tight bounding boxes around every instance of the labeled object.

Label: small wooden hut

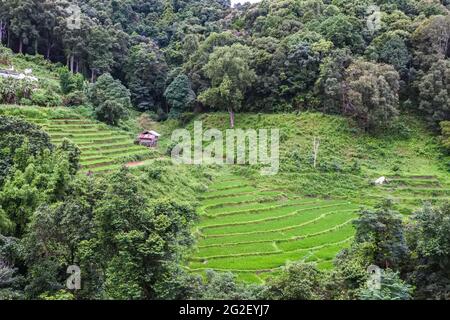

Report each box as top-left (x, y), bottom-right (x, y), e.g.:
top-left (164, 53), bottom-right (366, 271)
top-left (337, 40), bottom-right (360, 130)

top-left (137, 130), bottom-right (160, 147)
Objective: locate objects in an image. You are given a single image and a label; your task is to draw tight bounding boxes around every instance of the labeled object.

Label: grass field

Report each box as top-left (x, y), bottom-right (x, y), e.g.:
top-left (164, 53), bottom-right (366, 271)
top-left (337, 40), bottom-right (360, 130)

top-left (189, 172), bottom-right (449, 283)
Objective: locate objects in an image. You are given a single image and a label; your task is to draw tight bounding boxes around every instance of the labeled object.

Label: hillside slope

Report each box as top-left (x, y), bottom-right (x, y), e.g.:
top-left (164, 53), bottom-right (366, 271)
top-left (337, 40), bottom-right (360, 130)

top-left (182, 112), bottom-right (449, 211)
top-left (180, 112), bottom-right (449, 282)
top-left (2, 106), bottom-right (448, 284)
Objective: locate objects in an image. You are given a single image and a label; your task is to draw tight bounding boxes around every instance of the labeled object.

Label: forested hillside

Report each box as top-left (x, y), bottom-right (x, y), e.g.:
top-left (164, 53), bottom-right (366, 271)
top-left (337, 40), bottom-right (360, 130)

top-left (0, 0), bottom-right (449, 301)
top-left (1, 0), bottom-right (449, 130)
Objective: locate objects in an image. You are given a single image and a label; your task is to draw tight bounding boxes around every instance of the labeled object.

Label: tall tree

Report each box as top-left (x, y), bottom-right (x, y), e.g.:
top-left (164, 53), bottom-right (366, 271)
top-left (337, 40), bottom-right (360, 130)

top-left (125, 42), bottom-right (168, 112)
top-left (7, 0), bottom-right (41, 53)
top-left (417, 59), bottom-right (450, 127)
top-left (315, 48), bottom-right (353, 114)
top-left (185, 31), bottom-right (239, 93)
top-left (318, 14), bottom-right (365, 52)
top-left (408, 203), bottom-right (450, 300)
top-left (164, 74), bottom-right (196, 118)
top-left (86, 25), bottom-right (115, 81)
top-left (413, 14), bottom-right (450, 69)
top-left (0, 116), bottom-right (53, 188)
top-left (88, 73), bottom-right (131, 125)
top-left (353, 200), bottom-right (409, 269)
top-left (264, 263), bottom-right (325, 300)
top-left (198, 43), bottom-right (256, 128)
top-left (342, 59), bottom-right (400, 131)
top-left (61, 14), bottom-right (90, 74)
top-left (366, 31), bottom-right (412, 77)
top-left (40, 0), bottom-right (66, 59)
top-left (0, 141), bottom-right (74, 236)
top-left (80, 168), bottom-right (198, 299)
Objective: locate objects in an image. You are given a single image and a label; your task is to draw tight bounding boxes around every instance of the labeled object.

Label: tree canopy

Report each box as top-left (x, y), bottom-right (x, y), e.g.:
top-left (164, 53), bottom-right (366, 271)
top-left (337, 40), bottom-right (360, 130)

top-left (1, 0), bottom-right (448, 129)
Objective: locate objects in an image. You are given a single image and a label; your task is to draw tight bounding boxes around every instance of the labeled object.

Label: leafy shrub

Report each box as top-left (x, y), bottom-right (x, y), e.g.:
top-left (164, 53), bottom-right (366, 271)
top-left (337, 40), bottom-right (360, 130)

top-left (88, 73), bottom-right (131, 125)
top-left (0, 45), bottom-right (13, 65)
top-left (31, 88), bottom-right (62, 107)
top-left (0, 115), bottom-right (53, 187)
top-left (441, 121), bottom-right (450, 153)
top-left (178, 112), bottom-right (196, 125)
top-left (117, 150), bottom-right (156, 164)
top-left (137, 113), bottom-right (157, 130)
top-left (59, 68), bottom-right (84, 94)
top-left (146, 167), bottom-right (164, 180)
top-left (0, 78), bottom-right (35, 104)
top-left (63, 90), bottom-right (87, 107)
top-left (165, 141), bottom-right (178, 157)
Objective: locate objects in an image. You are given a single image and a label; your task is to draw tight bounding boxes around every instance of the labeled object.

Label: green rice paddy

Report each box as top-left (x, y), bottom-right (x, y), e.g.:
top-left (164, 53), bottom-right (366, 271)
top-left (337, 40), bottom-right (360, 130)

top-left (369, 175), bottom-right (450, 213)
top-left (189, 174), bottom-right (359, 283)
top-left (188, 172), bottom-right (449, 283)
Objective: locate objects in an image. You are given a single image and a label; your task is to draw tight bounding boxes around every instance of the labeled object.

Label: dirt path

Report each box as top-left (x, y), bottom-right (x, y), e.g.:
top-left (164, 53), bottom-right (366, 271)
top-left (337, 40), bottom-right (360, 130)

top-left (125, 157), bottom-right (167, 168)
top-left (125, 161), bottom-right (145, 167)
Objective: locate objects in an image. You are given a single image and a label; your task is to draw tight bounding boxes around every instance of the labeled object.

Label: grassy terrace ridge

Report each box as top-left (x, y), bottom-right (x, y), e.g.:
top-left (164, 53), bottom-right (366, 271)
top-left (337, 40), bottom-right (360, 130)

top-left (0, 105), bottom-right (161, 173)
top-left (189, 173), bottom-right (359, 282)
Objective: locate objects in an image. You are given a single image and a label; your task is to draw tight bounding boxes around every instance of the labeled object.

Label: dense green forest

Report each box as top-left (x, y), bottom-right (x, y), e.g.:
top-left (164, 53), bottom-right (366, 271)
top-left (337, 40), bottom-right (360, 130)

top-left (0, 0), bottom-right (450, 300)
top-left (1, 0), bottom-right (449, 129)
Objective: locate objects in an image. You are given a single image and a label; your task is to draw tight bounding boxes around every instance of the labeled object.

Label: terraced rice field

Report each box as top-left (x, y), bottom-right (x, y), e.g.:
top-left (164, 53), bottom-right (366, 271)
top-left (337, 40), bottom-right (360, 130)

top-left (372, 175), bottom-right (450, 212)
top-left (24, 117), bottom-right (156, 173)
top-left (189, 174), bottom-right (360, 283)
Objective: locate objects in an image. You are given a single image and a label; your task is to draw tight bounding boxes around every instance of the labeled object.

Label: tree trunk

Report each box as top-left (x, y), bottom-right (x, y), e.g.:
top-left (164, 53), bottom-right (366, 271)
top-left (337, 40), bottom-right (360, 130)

top-left (312, 137), bottom-right (320, 169)
top-left (70, 55), bottom-right (75, 73)
top-left (34, 39), bottom-right (38, 55)
top-left (228, 108), bottom-right (235, 128)
top-left (19, 40), bottom-right (23, 54)
top-left (91, 69), bottom-right (95, 82)
top-left (0, 21), bottom-right (3, 43)
top-left (46, 40), bottom-right (51, 59)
